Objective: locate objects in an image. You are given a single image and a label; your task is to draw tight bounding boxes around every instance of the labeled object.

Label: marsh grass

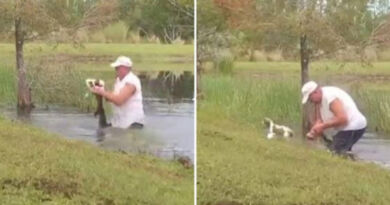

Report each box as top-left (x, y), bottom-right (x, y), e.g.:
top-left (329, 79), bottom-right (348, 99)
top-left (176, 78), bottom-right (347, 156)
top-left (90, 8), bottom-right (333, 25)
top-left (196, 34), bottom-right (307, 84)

top-left (200, 75), bottom-right (301, 128)
top-left (353, 85), bottom-right (390, 134)
top-left (28, 62), bottom-right (96, 111)
top-left (213, 52), bottom-right (234, 74)
top-left (0, 66), bottom-right (15, 105)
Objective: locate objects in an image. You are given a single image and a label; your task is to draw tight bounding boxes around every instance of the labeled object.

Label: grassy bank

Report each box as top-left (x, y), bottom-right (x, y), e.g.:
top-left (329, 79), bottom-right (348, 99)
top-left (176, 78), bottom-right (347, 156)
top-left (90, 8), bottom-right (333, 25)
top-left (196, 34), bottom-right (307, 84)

top-left (197, 106), bottom-right (390, 205)
top-left (198, 72), bottom-right (390, 204)
top-left (0, 117), bottom-right (193, 204)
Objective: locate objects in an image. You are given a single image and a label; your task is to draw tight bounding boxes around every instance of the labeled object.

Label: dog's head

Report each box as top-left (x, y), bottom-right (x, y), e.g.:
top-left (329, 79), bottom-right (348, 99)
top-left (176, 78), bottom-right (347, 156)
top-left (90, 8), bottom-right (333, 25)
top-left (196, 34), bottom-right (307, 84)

top-left (263, 117), bottom-right (273, 128)
top-left (86, 78), bottom-right (105, 88)
top-left (94, 79), bottom-right (105, 87)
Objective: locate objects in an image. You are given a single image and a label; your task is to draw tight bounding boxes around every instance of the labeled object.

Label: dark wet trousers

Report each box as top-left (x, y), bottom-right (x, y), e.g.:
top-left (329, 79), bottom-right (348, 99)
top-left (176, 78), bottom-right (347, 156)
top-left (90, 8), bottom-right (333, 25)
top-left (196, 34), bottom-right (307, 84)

top-left (330, 128), bottom-right (366, 155)
top-left (129, 122), bottom-right (144, 129)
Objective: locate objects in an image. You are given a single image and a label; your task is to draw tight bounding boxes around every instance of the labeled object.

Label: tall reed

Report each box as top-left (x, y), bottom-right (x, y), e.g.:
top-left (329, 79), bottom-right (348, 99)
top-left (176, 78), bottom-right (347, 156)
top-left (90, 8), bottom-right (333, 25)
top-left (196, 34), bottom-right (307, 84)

top-left (200, 75), bottom-right (301, 127)
top-left (0, 66), bottom-right (16, 105)
top-left (28, 62), bottom-right (95, 111)
top-left (353, 86), bottom-right (390, 134)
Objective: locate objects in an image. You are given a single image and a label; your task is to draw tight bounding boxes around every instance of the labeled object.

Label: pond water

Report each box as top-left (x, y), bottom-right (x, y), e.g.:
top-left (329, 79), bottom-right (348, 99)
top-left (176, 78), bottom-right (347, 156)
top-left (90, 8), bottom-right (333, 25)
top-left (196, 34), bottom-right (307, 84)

top-left (304, 132), bottom-right (390, 169)
top-left (353, 133), bottom-right (390, 169)
top-left (1, 71), bottom-right (194, 162)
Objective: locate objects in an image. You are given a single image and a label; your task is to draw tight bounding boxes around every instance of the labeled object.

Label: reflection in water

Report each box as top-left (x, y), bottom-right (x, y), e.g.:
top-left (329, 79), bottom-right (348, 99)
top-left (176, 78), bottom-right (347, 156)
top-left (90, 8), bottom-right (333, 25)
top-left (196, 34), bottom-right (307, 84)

top-left (139, 71), bottom-right (194, 101)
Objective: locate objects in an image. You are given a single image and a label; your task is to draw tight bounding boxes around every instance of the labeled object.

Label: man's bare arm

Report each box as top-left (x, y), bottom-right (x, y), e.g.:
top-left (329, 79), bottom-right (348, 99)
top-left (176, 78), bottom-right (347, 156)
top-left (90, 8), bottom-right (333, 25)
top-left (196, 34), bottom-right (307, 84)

top-left (100, 83), bottom-right (136, 106)
top-left (322, 98), bottom-right (348, 129)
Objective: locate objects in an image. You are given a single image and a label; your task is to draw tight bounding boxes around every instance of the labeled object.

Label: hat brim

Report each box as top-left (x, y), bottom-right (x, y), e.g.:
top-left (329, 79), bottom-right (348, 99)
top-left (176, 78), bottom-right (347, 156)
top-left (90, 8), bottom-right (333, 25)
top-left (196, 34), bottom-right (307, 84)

top-left (302, 94), bottom-right (309, 104)
top-left (110, 62), bottom-right (121, 68)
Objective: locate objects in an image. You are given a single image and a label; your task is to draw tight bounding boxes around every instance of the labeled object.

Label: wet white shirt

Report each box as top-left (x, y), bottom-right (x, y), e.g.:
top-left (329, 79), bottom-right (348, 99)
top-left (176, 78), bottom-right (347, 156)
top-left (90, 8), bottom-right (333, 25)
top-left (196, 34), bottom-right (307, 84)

top-left (320, 86), bottom-right (367, 136)
top-left (111, 72), bottom-right (145, 128)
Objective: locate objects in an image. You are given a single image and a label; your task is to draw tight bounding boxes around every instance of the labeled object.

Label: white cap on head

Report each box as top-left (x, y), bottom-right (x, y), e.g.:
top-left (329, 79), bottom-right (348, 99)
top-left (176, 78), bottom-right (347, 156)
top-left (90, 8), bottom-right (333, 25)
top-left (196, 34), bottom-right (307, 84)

top-left (301, 81), bottom-right (318, 104)
top-left (110, 56), bottom-right (133, 68)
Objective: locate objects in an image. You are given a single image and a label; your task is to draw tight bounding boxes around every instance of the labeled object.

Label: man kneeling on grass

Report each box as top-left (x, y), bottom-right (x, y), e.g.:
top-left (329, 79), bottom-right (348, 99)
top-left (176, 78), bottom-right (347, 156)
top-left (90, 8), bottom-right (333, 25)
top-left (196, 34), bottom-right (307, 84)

top-left (90, 56), bottom-right (145, 129)
top-left (302, 81), bottom-right (367, 155)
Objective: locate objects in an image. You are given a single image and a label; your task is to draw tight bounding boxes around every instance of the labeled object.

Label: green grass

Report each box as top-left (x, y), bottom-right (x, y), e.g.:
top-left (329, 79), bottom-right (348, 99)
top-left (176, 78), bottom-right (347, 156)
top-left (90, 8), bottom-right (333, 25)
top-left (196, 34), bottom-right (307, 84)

top-left (0, 66), bottom-right (15, 105)
top-left (213, 51), bottom-right (235, 74)
top-left (197, 107), bottom-right (390, 205)
top-left (0, 43), bottom-right (193, 71)
top-left (354, 85), bottom-right (390, 134)
top-left (0, 116), bottom-right (193, 204)
top-left (0, 43), bottom-right (193, 61)
top-left (202, 61), bottom-right (390, 76)
top-left (201, 75), bottom-right (300, 127)
top-left (233, 61), bottom-right (390, 75)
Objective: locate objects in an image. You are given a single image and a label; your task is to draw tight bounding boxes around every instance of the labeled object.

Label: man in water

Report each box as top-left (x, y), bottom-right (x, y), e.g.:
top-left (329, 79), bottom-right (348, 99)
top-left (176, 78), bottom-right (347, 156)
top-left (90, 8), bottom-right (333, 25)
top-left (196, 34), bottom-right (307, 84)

top-left (302, 81), bottom-right (367, 155)
top-left (90, 56), bottom-right (145, 129)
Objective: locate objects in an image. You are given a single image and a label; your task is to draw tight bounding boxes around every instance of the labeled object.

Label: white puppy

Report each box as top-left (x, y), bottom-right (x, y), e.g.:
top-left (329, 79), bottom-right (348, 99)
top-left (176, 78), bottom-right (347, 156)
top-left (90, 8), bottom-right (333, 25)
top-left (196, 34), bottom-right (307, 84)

top-left (263, 118), bottom-right (294, 139)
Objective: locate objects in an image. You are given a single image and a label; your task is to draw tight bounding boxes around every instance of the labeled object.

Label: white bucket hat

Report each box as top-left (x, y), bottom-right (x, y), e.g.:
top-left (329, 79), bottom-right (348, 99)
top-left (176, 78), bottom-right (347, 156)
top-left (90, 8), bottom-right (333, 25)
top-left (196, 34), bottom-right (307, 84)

top-left (301, 81), bottom-right (318, 104)
top-left (110, 56), bottom-right (133, 68)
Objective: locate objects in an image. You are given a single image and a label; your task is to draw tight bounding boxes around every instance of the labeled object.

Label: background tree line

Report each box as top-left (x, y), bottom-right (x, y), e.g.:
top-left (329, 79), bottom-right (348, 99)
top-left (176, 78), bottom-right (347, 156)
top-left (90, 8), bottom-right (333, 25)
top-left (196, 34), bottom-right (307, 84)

top-left (198, 0), bottom-right (390, 63)
top-left (0, 0), bottom-right (194, 44)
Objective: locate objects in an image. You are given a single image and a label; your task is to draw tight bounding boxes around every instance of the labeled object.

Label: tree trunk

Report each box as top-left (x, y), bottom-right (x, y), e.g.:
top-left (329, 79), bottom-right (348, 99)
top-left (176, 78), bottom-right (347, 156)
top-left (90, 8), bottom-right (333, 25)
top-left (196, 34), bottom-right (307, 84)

top-left (300, 34), bottom-right (310, 138)
top-left (15, 17), bottom-right (32, 113)
top-left (249, 46), bottom-right (255, 62)
top-left (196, 60), bottom-right (204, 100)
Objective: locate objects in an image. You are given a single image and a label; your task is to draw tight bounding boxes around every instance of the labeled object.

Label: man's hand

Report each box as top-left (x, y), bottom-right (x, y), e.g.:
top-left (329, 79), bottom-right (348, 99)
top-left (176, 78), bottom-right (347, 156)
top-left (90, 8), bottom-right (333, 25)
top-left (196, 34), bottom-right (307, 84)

top-left (90, 85), bottom-right (105, 96)
top-left (306, 122), bottom-right (325, 140)
top-left (311, 122), bottom-right (325, 135)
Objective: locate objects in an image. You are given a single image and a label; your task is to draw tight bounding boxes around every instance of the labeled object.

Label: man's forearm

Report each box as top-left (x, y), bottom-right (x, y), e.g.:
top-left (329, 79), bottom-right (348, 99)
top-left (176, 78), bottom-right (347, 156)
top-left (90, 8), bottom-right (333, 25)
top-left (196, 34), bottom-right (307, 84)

top-left (102, 91), bottom-right (122, 106)
top-left (323, 99), bottom-right (348, 129)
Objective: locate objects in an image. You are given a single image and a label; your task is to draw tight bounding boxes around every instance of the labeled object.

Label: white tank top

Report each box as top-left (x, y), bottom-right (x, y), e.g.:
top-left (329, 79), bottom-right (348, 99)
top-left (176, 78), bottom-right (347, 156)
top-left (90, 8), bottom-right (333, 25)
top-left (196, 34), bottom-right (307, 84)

top-left (320, 86), bottom-right (366, 136)
top-left (111, 72), bottom-right (145, 128)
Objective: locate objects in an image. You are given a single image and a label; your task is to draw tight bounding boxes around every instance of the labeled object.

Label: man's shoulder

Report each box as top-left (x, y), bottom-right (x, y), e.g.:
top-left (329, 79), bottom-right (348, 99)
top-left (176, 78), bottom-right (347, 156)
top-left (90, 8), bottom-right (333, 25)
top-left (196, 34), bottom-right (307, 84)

top-left (123, 72), bottom-right (141, 87)
top-left (322, 86), bottom-right (340, 90)
top-left (322, 86), bottom-right (345, 94)
top-left (322, 86), bottom-right (351, 102)
top-left (124, 72), bottom-right (140, 81)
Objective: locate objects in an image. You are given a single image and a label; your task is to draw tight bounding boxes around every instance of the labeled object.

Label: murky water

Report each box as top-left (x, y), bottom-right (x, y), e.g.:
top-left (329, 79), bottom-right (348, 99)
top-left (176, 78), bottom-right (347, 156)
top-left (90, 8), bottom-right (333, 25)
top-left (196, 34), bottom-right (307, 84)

top-left (1, 71), bottom-right (194, 162)
top-left (353, 133), bottom-right (390, 169)
top-left (1, 99), bottom-right (194, 161)
top-left (305, 132), bottom-right (390, 169)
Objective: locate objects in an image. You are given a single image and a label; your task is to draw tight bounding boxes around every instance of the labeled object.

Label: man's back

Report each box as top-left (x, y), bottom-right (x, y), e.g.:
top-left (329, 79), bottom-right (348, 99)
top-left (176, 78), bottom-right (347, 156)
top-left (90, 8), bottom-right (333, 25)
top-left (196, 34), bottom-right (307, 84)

top-left (320, 86), bottom-right (366, 132)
